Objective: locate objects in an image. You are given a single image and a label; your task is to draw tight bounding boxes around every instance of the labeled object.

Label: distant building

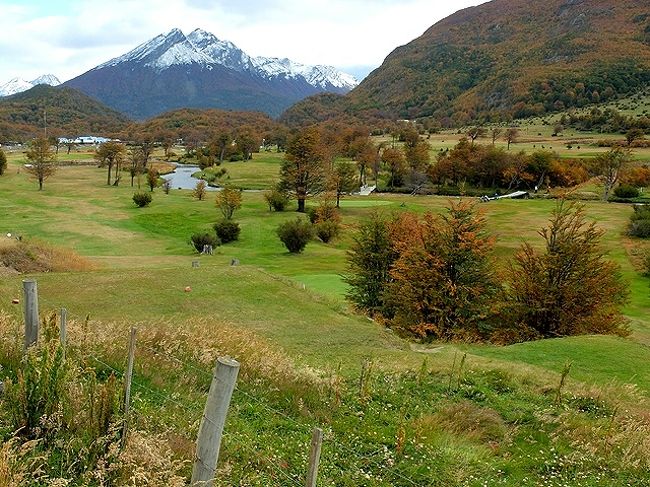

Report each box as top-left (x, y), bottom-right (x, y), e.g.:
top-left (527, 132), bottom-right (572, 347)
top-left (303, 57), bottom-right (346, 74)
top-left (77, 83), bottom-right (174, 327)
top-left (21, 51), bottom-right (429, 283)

top-left (58, 136), bottom-right (116, 145)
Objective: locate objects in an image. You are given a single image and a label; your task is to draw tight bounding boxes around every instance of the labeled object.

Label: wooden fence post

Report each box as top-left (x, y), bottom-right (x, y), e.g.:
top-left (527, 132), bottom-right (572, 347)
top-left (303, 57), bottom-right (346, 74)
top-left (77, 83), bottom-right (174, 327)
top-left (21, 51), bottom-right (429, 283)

top-left (121, 327), bottom-right (137, 448)
top-left (59, 307), bottom-right (67, 348)
top-left (191, 357), bottom-right (240, 486)
top-left (23, 280), bottom-right (39, 350)
top-left (306, 427), bottom-right (323, 487)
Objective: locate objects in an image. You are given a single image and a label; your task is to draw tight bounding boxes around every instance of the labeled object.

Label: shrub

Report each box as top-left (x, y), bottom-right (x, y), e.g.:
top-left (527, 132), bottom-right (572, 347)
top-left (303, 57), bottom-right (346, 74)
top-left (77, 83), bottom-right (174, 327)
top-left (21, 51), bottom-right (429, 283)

top-left (629, 219), bottom-right (650, 238)
top-left (213, 219), bottom-right (241, 243)
top-left (276, 218), bottom-right (314, 253)
top-left (644, 251), bottom-right (650, 276)
top-left (629, 205), bottom-right (650, 238)
top-left (132, 191), bottom-right (152, 207)
top-left (264, 187), bottom-right (290, 211)
top-left (190, 232), bottom-right (220, 252)
top-left (306, 207), bottom-right (317, 224)
top-left (314, 196), bottom-right (340, 224)
top-left (315, 220), bottom-right (340, 243)
top-left (614, 184), bottom-right (640, 199)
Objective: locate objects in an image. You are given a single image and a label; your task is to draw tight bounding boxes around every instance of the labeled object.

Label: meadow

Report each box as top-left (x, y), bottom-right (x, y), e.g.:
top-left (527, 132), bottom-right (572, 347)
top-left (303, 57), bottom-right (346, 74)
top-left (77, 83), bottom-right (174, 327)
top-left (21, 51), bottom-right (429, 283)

top-left (1, 145), bottom-right (649, 485)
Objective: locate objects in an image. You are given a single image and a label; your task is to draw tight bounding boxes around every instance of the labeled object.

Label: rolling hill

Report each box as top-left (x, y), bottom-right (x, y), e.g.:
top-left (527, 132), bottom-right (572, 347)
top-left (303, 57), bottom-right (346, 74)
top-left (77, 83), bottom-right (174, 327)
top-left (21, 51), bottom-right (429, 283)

top-left (0, 85), bottom-right (130, 142)
top-left (283, 0), bottom-right (650, 127)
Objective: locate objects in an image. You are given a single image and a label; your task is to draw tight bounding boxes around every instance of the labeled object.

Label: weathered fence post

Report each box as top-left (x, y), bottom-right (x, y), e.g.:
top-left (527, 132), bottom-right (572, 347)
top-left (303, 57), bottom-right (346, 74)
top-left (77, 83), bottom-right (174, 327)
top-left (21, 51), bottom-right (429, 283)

top-left (23, 279), bottom-right (39, 350)
top-left (121, 327), bottom-right (137, 448)
top-left (191, 357), bottom-right (240, 486)
top-left (306, 427), bottom-right (324, 487)
top-left (59, 307), bottom-right (67, 348)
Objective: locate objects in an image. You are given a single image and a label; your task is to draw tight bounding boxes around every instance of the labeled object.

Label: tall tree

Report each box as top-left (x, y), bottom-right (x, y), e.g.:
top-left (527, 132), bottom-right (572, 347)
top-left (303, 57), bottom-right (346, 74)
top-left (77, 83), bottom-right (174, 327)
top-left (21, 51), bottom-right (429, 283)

top-left (506, 202), bottom-right (628, 337)
top-left (236, 130), bottom-right (257, 161)
top-left (95, 141), bottom-right (126, 186)
top-left (25, 137), bottom-right (57, 190)
top-left (594, 146), bottom-right (631, 201)
top-left (128, 147), bottom-right (145, 187)
top-left (138, 138), bottom-right (154, 170)
top-left (279, 127), bottom-right (328, 212)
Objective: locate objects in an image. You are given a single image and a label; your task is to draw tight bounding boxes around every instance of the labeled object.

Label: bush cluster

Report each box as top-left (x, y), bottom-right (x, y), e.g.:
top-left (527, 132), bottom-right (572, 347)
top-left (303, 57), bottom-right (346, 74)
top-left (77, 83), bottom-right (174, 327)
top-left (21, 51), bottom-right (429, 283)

top-left (132, 191), bottom-right (152, 207)
top-left (629, 205), bottom-right (650, 238)
top-left (214, 219), bottom-right (241, 243)
top-left (190, 232), bottom-right (220, 252)
top-left (264, 187), bottom-right (290, 211)
top-left (614, 184), bottom-right (640, 199)
top-left (276, 218), bottom-right (314, 253)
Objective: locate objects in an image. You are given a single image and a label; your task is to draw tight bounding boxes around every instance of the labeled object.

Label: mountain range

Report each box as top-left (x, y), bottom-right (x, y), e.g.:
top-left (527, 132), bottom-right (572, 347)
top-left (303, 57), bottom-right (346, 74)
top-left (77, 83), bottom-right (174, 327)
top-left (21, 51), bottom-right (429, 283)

top-left (63, 28), bottom-right (357, 119)
top-left (0, 75), bottom-right (60, 97)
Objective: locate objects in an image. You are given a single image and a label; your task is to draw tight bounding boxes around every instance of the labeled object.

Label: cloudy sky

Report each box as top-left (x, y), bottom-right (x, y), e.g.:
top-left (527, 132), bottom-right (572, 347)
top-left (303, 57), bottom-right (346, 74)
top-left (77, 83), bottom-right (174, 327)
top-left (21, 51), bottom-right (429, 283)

top-left (0, 0), bottom-right (489, 83)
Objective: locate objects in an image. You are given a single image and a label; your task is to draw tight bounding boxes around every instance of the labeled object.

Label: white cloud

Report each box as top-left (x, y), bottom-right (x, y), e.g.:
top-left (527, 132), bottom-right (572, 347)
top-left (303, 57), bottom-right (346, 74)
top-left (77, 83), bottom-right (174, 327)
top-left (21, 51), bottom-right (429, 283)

top-left (0, 0), bottom-right (488, 83)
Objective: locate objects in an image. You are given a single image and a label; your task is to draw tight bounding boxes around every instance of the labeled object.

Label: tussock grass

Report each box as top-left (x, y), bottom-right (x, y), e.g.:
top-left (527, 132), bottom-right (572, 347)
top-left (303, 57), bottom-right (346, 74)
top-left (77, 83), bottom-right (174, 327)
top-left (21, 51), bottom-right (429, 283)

top-left (0, 238), bottom-right (96, 274)
top-left (2, 311), bottom-right (650, 485)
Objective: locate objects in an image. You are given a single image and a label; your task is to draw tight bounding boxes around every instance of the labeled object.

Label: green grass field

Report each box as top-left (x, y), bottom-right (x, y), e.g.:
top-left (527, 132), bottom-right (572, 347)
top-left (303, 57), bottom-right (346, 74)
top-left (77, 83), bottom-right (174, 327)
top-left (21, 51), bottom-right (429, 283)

top-left (1, 150), bottom-right (649, 380)
top-left (1, 148), bottom-right (650, 485)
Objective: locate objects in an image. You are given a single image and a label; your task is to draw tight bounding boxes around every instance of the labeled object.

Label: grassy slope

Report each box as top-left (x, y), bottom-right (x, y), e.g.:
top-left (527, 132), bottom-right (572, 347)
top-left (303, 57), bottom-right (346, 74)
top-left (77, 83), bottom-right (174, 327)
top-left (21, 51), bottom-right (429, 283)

top-left (1, 149), bottom-right (649, 393)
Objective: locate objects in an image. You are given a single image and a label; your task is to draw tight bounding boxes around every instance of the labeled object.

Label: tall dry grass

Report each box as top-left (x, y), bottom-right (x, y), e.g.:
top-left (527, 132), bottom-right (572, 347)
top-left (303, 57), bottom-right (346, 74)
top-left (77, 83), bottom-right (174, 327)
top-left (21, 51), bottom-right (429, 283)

top-left (0, 238), bottom-right (96, 273)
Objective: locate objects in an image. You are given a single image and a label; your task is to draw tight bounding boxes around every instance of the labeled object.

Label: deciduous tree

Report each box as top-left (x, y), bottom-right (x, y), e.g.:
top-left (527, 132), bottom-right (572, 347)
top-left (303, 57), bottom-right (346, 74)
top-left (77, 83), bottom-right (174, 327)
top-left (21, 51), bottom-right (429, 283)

top-left (594, 146), bottom-right (631, 201)
top-left (382, 147), bottom-right (406, 188)
top-left (387, 201), bottom-right (498, 340)
top-left (504, 128), bottom-right (519, 150)
top-left (95, 141), bottom-right (126, 186)
top-left (25, 137), bottom-right (57, 190)
top-left (506, 202), bottom-right (628, 338)
top-left (330, 161), bottom-right (358, 207)
top-left (216, 186), bottom-right (242, 220)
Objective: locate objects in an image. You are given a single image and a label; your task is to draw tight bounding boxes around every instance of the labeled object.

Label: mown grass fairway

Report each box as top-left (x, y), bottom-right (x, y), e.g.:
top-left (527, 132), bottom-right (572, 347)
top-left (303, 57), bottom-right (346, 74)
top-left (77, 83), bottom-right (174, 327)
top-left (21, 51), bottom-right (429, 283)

top-left (1, 148), bottom-right (650, 485)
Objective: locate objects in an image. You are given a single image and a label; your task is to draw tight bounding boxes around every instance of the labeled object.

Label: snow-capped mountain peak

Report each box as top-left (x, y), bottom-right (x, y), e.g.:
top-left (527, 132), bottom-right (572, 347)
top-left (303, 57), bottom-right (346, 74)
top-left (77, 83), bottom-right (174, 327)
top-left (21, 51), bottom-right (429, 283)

top-left (0, 74), bottom-right (60, 97)
top-left (95, 27), bottom-right (358, 89)
top-left (63, 27), bottom-right (358, 118)
top-left (187, 28), bottom-right (251, 72)
top-left (96, 28), bottom-right (213, 72)
top-left (31, 74), bottom-right (60, 86)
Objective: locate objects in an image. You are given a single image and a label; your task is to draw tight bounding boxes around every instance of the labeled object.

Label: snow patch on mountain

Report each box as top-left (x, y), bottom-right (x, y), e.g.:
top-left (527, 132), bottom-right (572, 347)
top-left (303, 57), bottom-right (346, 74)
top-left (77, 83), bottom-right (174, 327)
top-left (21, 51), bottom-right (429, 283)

top-left (0, 74), bottom-right (60, 97)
